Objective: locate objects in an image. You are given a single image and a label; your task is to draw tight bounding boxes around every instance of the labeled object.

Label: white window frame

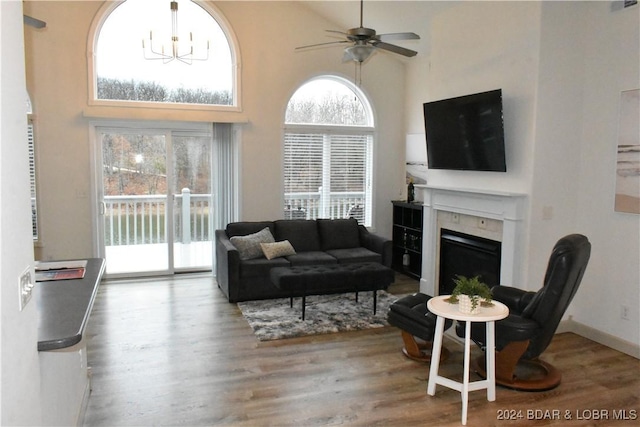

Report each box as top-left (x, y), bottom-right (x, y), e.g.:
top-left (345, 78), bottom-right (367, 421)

top-left (283, 77), bottom-right (375, 227)
top-left (86, 0), bottom-right (242, 113)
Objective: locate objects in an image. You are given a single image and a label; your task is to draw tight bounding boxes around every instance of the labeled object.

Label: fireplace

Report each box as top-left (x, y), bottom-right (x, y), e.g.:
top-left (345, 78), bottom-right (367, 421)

top-left (439, 229), bottom-right (501, 295)
top-left (415, 185), bottom-right (526, 296)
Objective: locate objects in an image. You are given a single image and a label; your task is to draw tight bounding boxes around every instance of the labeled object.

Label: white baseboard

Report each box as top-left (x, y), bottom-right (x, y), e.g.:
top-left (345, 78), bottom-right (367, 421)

top-left (442, 319), bottom-right (640, 360)
top-left (557, 318), bottom-right (640, 359)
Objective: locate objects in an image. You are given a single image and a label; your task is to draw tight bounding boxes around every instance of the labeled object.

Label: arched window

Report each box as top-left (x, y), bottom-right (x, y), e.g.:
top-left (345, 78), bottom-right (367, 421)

top-left (283, 76), bottom-right (374, 226)
top-left (92, 0), bottom-right (236, 108)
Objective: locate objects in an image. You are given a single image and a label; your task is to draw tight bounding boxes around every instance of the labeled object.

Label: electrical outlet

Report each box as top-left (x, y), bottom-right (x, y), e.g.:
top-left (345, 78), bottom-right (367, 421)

top-left (621, 305), bottom-right (630, 321)
top-left (18, 267), bottom-right (34, 311)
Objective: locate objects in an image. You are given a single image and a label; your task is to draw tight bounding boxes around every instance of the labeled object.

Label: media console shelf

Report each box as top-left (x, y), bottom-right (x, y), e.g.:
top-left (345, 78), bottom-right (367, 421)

top-left (391, 201), bottom-right (423, 280)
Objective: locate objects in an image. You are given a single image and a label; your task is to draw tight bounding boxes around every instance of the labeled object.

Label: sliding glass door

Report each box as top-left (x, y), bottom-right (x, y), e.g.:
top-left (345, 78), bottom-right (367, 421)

top-left (171, 133), bottom-right (213, 270)
top-left (95, 125), bottom-right (213, 276)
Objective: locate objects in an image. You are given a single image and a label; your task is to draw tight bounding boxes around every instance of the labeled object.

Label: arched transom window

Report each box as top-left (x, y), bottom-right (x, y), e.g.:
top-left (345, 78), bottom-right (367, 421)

top-left (283, 77), bottom-right (374, 226)
top-left (94, 0), bottom-right (235, 107)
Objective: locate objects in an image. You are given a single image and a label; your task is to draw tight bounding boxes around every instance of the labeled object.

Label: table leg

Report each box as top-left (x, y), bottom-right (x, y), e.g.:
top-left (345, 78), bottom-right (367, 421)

top-left (486, 320), bottom-right (496, 401)
top-left (461, 320), bottom-right (472, 425)
top-left (301, 295), bottom-right (306, 320)
top-left (427, 315), bottom-right (445, 396)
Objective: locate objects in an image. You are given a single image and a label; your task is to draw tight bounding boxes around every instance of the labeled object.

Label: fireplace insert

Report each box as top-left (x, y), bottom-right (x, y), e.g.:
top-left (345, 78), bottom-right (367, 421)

top-left (439, 229), bottom-right (501, 295)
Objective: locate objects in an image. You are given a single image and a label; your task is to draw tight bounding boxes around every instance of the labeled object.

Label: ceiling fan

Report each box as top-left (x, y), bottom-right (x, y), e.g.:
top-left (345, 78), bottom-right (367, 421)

top-left (297, 0), bottom-right (420, 63)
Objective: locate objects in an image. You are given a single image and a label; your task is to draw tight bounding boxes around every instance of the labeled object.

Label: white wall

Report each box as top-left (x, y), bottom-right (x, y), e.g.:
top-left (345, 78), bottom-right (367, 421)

top-left (405, 1), bottom-right (539, 195)
top-left (406, 1), bottom-right (542, 288)
top-left (405, 1), bottom-right (640, 351)
top-left (0, 1), bottom-right (43, 424)
top-left (571, 1), bottom-right (639, 347)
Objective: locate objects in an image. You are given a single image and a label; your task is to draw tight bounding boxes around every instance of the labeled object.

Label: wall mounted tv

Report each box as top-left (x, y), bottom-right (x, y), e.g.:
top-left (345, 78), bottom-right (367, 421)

top-left (423, 89), bottom-right (506, 172)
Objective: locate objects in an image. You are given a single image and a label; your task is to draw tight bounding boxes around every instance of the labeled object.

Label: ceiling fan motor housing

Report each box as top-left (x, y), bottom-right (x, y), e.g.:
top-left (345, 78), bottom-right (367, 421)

top-left (347, 27), bottom-right (377, 41)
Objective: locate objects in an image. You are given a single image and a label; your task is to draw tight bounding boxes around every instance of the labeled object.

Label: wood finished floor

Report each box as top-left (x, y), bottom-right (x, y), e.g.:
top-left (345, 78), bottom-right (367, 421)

top-left (83, 274), bottom-right (640, 426)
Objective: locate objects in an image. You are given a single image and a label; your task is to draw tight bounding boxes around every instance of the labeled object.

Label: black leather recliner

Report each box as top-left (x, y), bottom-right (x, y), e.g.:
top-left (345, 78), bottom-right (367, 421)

top-left (457, 234), bottom-right (591, 391)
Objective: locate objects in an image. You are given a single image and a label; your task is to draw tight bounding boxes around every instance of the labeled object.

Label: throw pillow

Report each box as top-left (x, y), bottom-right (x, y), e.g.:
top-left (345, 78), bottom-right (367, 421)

top-left (260, 240), bottom-right (297, 260)
top-left (230, 227), bottom-right (275, 260)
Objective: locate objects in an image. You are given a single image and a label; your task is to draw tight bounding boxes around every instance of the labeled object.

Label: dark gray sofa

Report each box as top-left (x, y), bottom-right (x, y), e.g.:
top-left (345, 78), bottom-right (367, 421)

top-left (215, 218), bottom-right (393, 302)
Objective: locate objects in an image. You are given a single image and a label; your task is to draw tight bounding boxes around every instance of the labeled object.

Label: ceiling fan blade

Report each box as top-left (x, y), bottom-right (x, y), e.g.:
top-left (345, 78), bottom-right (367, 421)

top-left (24, 15), bottom-right (46, 29)
top-left (371, 41), bottom-right (418, 57)
top-left (378, 32), bottom-right (420, 42)
top-left (296, 40), bottom-right (349, 50)
top-left (326, 29), bottom-right (349, 36)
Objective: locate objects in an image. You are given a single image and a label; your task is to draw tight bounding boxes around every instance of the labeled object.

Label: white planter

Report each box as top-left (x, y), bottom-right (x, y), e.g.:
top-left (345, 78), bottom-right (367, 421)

top-left (458, 295), bottom-right (480, 315)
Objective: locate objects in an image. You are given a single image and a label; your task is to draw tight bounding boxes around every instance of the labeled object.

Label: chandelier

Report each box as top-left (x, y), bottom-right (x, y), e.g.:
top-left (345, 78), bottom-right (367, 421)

top-left (142, 1), bottom-right (210, 65)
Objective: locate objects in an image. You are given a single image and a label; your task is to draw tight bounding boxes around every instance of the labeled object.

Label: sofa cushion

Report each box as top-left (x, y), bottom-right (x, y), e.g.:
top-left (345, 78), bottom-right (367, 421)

top-left (226, 221), bottom-right (275, 238)
top-left (274, 220), bottom-right (321, 252)
top-left (317, 218), bottom-right (360, 250)
top-left (239, 257), bottom-right (290, 278)
top-left (260, 240), bottom-right (296, 260)
top-left (325, 247), bottom-right (382, 264)
top-left (230, 227), bottom-right (275, 260)
top-left (285, 251), bottom-right (338, 266)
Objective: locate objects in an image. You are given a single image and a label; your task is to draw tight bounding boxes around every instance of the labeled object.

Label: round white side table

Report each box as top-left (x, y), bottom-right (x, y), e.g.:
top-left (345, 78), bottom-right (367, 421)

top-left (426, 295), bottom-right (509, 425)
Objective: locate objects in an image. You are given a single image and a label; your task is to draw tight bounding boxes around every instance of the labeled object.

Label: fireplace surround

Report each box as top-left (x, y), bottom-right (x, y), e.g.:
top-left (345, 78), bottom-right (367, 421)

top-left (415, 185), bottom-right (526, 296)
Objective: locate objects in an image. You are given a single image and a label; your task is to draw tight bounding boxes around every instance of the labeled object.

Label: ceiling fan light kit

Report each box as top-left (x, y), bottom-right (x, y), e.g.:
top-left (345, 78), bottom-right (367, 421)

top-left (344, 43), bottom-right (375, 63)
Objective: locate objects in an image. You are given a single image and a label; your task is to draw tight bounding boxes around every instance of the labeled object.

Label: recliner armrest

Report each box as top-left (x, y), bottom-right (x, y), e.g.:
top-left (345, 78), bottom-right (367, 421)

top-left (492, 286), bottom-right (536, 315)
top-left (457, 313), bottom-right (540, 350)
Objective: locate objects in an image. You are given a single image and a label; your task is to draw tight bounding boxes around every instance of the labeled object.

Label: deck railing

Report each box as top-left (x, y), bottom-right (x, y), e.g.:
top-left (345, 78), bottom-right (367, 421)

top-left (104, 190), bottom-right (366, 246)
top-left (284, 191), bottom-right (365, 223)
top-left (103, 190), bottom-right (212, 246)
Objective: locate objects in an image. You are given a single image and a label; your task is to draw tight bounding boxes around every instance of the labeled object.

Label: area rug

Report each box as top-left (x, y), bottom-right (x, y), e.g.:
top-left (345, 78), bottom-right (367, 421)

top-left (238, 291), bottom-right (404, 341)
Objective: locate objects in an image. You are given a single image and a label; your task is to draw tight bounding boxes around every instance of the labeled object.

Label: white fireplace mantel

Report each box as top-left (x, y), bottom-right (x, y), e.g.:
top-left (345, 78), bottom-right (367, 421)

top-left (415, 185), bottom-right (527, 296)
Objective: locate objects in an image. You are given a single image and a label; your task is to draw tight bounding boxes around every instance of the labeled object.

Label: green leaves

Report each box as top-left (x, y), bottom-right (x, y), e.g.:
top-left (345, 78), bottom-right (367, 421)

top-left (448, 275), bottom-right (493, 310)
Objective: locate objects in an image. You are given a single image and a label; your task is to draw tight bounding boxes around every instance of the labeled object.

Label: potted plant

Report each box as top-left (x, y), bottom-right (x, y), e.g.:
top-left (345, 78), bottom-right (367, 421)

top-left (447, 275), bottom-right (493, 314)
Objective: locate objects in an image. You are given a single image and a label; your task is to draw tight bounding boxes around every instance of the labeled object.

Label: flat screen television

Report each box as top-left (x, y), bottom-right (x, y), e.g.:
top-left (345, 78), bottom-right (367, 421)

top-left (423, 89), bottom-right (506, 172)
